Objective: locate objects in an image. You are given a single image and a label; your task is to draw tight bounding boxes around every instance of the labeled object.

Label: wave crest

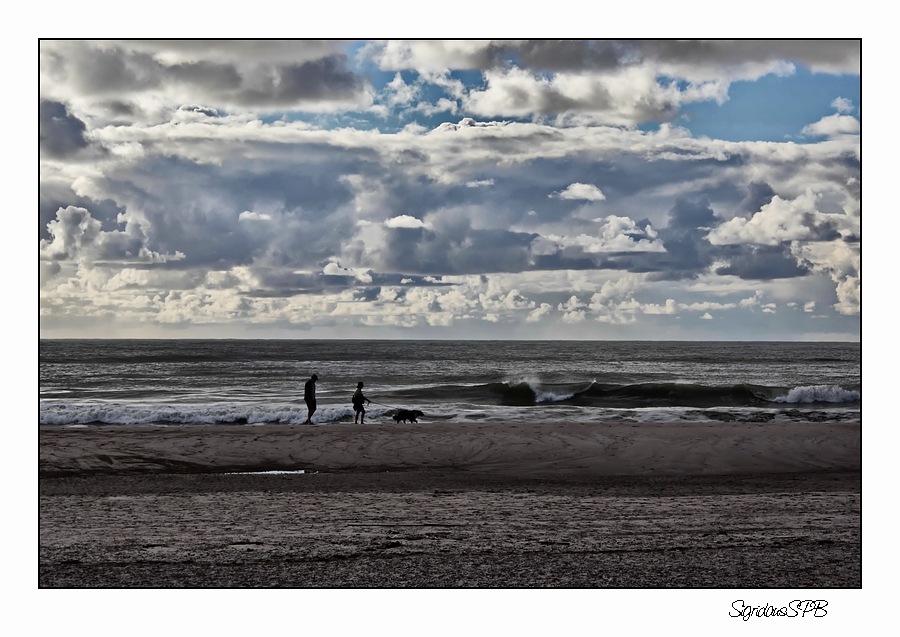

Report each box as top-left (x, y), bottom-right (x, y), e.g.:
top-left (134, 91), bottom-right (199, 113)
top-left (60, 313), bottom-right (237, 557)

top-left (773, 385), bottom-right (861, 404)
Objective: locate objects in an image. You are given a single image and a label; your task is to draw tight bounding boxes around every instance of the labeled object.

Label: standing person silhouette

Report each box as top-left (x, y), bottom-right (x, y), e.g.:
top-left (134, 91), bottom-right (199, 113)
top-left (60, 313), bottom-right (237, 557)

top-left (352, 381), bottom-right (371, 424)
top-left (303, 374), bottom-right (318, 424)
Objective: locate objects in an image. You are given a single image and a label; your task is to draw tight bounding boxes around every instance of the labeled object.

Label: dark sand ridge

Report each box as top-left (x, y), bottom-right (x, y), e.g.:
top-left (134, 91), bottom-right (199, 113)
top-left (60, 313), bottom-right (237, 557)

top-left (40, 421), bottom-right (860, 476)
top-left (39, 422), bottom-right (861, 587)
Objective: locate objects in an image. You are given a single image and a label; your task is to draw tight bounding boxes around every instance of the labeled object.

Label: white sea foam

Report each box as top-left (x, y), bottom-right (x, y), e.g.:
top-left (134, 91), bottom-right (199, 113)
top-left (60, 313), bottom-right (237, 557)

top-left (39, 402), bottom-right (387, 426)
top-left (772, 385), bottom-right (861, 404)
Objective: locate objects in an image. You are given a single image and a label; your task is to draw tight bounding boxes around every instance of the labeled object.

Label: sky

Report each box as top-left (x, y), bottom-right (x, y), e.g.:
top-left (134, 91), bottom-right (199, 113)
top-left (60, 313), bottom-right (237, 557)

top-left (38, 39), bottom-right (861, 340)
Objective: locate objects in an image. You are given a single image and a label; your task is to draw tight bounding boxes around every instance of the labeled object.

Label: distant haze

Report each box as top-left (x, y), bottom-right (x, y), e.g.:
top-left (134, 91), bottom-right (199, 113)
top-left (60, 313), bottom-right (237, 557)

top-left (39, 40), bottom-right (860, 340)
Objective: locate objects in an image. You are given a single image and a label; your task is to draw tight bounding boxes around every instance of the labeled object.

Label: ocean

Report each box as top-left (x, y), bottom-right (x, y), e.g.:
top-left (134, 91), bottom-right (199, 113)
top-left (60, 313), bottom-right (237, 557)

top-left (39, 340), bottom-right (861, 427)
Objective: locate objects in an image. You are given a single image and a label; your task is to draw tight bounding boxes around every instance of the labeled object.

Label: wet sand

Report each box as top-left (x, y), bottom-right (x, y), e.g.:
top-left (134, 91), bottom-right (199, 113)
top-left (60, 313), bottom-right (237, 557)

top-left (39, 422), bottom-right (861, 587)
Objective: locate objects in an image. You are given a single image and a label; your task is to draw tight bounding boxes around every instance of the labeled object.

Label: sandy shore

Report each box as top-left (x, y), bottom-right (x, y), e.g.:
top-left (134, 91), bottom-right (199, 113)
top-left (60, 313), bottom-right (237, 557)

top-left (39, 422), bottom-right (861, 587)
top-left (40, 421), bottom-right (860, 476)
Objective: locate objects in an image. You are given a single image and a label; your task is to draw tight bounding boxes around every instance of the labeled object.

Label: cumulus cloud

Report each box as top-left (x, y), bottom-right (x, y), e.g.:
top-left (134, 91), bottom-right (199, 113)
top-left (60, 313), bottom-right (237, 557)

top-left (831, 97), bottom-right (854, 113)
top-left (707, 192), bottom-right (842, 246)
top-left (537, 216), bottom-right (665, 256)
top-left (802, 114), bottom-right (860, 138)
top-left (526, 302), bottom-right (553, 323)
top-left (39, 206), bottom-right (184, 266)
top-left (384, 215), bottom-right (430, 229)
top-left (553, 183), bottom-right (606, 201)
top-left (365, 40), bottom-right (858, 125)
top-left (792, 240), bottom-right (860, 315)
top-left (39, 40), bottom-right (860, 338)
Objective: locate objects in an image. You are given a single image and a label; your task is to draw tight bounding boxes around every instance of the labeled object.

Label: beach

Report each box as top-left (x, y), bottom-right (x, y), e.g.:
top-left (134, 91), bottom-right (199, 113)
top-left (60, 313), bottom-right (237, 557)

top-left (39, 421), bottom-right (861, 587)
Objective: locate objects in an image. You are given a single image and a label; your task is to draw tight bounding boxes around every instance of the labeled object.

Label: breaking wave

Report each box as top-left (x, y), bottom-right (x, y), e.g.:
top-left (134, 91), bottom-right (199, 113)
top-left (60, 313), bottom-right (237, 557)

top-left (772, 385), bottom-right (861, 404)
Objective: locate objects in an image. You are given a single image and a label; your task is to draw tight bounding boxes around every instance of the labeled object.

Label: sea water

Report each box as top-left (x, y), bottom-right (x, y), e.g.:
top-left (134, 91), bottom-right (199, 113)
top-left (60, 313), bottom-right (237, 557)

top-left (39, 340), bottom-right (860, 426)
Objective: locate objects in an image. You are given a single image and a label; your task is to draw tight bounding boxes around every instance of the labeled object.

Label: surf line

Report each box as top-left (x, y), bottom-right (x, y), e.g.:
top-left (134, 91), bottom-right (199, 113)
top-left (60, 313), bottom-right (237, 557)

top-left (347, 522), bottom-right (466, 527)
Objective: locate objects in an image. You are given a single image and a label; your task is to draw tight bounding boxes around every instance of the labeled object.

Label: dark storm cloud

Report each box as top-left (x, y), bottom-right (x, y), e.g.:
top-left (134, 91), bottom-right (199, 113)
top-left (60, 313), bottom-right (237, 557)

top-left (739, 181), bottom-right (777, 215)
top-left (580, 198), bottom-right (720, 279)
top-left (87, 154), bottom-right (359, 270)
top-left (531, 253), bottom-right (600, 271)
top-left (666, 197), bottom-right (717, 230)
top-left (378, 39), bottom-right (858, 75)
top-left (715, 244), bottom-right (810, 280)
top-left (245, 268), bottom-right (324, 296)
top-left (512, 40), bottom-right (629, 72)
top-left (42, 42), bottom-right (368, 109)
top-left (495, 39), bottom-right (860, 75)
top-left (380, 219), bottom-right (537, 276)
top-left (247, 58), bottom-right (363, 104)
top-left (42, 46), bottom-right (161, 94)
top-left (100, 100), bottom-right (139, 116)
top-left (801, 212), bottom-right (844, 242)
top-left (491, 154), bottom-right (747, 225)
top-left (638, 39), bottom-right (860, 73)
top-left (167, 61), bottom-right (242, 91)
top-left (353, 287), bottom-right (382, 302)
top-left (39, 100), bottom-right (90, 158)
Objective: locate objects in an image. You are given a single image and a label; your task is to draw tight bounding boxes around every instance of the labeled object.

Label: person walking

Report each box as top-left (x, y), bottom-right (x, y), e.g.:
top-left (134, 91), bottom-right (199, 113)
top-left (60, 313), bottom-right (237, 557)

top-left (303, 374), bottom-right (318, 424)
top-left (352, 381), bottom-right (371, 424)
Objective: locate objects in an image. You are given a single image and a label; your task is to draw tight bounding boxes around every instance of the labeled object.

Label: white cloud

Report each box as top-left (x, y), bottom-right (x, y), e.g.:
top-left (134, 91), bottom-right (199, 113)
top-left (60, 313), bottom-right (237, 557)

top-left (802, 114), bottom-right (860, 138)
top-left (384, 73), bottom-right (418, 107)
top-left (700, 312), bottom-right (713, 320)
top-left (831, 97), bottom-right (854, 113)
top-left (707, 192), bottom-right (836, 246)
top-left (557, 295), bottom-right (584, 312)
top-left (561, 310), bottom-right (587, 323)
top-left (586, 275), bottom-right (643, 324)
top-left (526, 303), bottom-right (553, 323)
top-left (239, 211), bottom-right (272, 221)
top-left (466, 179), bottom-right (494, 188)
top-left (740, 292), bottom-right (763, 308)
top-left (412, 98), bottom-right (460, 117)
top-left (553, 183), bottom-right (606, 201)
top-left (641, 299), bottom-right (677, 315)
top-left (679, 301), bottom-right (738, 312)
top-left (322, 261), bottom-right (373, 283)
top-left (384, 215), bottom-right (430, 229)
top-left (39, 205), bottom-right (184, 266)
top-left (792, 240), bottom-right (860, 315)
top-left (804, 301), bottom-right (816, 313)
top-left (537, 216), bottom-right (665, 255)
